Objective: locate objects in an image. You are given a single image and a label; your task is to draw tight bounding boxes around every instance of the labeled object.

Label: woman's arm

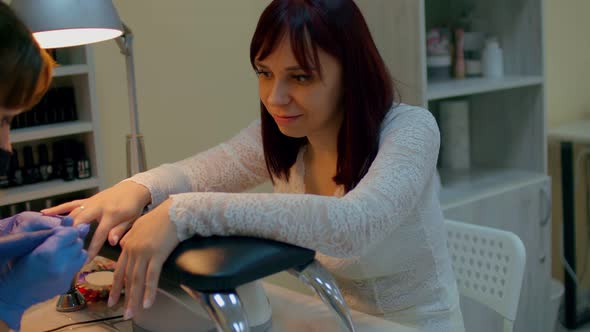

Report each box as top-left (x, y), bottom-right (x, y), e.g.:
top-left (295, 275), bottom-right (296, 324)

top-left (169, 107), bottom-right (440, 257)
top-left (128, 120), bottom-right (269, 209)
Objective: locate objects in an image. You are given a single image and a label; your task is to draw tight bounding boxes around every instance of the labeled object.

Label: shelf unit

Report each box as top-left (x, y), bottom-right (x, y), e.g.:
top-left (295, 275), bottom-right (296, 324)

top-left (0, 45), bottom-right (103, 214)
top-left (427, 75), bottom-right (544, 101)
top-left (357, 0), bottom-right (550, 331)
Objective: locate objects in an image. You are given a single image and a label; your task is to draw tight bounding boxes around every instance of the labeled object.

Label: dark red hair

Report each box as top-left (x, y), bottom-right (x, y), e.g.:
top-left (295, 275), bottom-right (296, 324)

top-left (250, 0), bottom-right (395, 192)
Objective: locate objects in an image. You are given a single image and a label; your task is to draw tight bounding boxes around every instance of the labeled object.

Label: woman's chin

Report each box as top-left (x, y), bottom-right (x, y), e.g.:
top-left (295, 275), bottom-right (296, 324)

top-left (277, 126), bottom-right (305, 138)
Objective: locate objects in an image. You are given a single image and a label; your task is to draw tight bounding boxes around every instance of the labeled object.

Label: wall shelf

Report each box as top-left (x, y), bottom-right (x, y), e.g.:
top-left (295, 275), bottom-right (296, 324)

top-left (427, 76), bottom-right (544, 101)
top-left (439, 167), bottom-right (547, 210)
top-left (11, 121), bottom-right (94, 144)
top-left (53, 64), bottom-right (89, 78)
top-left (0, 178), bottom-right (100, 207)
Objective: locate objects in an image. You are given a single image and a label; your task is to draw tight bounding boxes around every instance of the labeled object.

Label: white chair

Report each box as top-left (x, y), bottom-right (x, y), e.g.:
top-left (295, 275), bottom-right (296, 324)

top-left (444, 219), bottom-right (526, 332)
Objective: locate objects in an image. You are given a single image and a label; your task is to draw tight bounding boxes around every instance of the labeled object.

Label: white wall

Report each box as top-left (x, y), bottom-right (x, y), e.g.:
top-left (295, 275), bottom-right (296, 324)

top-left (94, 1), bottom-right (270, 186)
top-left (545, 0), bottom-right (590, 127)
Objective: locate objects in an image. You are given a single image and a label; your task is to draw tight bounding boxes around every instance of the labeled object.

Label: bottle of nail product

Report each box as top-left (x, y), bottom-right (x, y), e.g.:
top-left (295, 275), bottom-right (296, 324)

top-left (52, 141), bottom-right (64, 180)
top-left (62, 141), bottom-right (76, 181)
top-left (22, 145), bottom-right (40, 184)
top-left (0, 175), bottom-right (8, 188)
top-left (8, 149), bottom-right (23, 187)
top-left (38, 143), bottom-right (53, 181)
top-left (44, 198), bottom-right (54, 210)
top-left (62, 87), bottom-right (78, 122)
top-left (75, 142), bottom-right (91, 179)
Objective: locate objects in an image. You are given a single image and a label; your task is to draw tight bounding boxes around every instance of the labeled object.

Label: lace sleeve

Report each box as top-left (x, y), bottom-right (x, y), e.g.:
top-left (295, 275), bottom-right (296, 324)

top-left (169, 108), bottom-right (440, 258)
top-left (127, 120), bottom-right (269, 209)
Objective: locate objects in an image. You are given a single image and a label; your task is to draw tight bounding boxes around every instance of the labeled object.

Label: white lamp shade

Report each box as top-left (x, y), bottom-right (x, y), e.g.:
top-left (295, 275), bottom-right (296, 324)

top-left (10, 0), bottom-right (124, 48)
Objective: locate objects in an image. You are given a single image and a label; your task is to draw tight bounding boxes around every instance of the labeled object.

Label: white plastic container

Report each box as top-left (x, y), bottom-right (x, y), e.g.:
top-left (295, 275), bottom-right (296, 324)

top-left (482, 37), bottom-right (504, 78)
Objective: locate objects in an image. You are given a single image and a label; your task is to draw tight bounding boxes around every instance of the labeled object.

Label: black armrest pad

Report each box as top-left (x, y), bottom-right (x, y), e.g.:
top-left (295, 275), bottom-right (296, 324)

top-left (98, 234), bottom-right (315, 292)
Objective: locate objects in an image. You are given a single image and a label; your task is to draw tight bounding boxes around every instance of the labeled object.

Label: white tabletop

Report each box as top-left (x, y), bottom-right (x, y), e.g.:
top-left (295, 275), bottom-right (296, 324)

top-left (20, 282), bottom-right (417, 332)
top-left (548, 119), bottom-right (590, 144)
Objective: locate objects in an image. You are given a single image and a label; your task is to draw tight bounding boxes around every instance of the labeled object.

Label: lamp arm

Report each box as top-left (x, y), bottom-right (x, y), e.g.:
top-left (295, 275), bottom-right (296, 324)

top-left (116, 23), bottom-right (146, 176)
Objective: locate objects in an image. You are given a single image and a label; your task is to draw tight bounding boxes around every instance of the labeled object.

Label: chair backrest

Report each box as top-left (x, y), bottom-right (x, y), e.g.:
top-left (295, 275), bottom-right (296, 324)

top-left (444, 219), bottom-right (526, 330)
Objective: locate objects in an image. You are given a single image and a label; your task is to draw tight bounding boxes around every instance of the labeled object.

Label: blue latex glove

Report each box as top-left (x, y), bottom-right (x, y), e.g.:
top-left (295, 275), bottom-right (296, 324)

top-left (0, 230), bottom-right (55, 270)
top-left (0, 224), bottom-right (89, 330)
top-left (0, 211), bottom-right (68, 236)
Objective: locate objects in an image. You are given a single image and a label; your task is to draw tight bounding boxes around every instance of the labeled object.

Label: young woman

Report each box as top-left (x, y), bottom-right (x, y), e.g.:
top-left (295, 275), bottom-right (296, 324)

top-left (44, 1), bottom-right (465, 330)
top-left (0, 3), bottom-right (88, 331)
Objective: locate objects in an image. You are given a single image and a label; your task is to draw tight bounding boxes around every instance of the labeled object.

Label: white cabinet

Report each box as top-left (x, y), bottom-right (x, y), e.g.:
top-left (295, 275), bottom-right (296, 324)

top-left (444, 178), bottom-right (552, 331)
top-left (0, 46), bottom-right (103, 213)
top-left (355, 0), bottom-right (549, 331)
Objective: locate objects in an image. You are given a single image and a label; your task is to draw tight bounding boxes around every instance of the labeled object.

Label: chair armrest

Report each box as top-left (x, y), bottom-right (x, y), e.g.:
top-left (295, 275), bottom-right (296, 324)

top-left (98, 233), bottom-right (315, 292)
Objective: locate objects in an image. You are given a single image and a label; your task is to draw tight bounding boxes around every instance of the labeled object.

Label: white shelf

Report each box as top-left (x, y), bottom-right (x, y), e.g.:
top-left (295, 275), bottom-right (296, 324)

top-left (427, 75), bottom-right (544, 101)
top-left (439, 168), bottom-right (548, 210)
top-left (53, 64), bottom-right (89, 78)
top-left (11, 121), bottom-right (94, 144)
top-left (0, 178), bottom-right (100, 206)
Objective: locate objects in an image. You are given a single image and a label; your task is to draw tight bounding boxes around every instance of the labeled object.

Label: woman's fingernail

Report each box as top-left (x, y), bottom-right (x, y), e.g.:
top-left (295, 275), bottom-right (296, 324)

top-left (111, 235), bottom-right (119, 246)
top-left (107, 296), bottom-right (115, 307)
top-left (143, 297), bottom-right (153, 309)
top-left (124, 308), bottom-right (134, 320)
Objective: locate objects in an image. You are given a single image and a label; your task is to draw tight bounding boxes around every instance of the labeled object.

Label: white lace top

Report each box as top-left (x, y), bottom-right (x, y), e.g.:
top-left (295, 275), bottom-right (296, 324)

top-left (129, 104), bottom-right (465, 332)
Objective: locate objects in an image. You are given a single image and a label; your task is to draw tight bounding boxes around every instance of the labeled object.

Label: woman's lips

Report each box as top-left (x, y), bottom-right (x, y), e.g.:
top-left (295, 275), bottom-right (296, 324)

top-left (272, 114), bottom-right (302, 126)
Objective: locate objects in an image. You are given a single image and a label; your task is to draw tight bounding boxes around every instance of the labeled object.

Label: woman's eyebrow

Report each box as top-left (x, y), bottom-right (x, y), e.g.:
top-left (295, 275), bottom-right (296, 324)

top-left (255, 61), bottom-right (314, 72)
top-left (254, 61), bottom-right (269, 69)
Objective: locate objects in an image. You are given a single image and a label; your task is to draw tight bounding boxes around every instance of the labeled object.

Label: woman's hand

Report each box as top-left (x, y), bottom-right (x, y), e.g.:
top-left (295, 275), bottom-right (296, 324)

top-left (108, 198), bottom-right (179, 320)
top-left (41, 181), bottom-right (152, 260)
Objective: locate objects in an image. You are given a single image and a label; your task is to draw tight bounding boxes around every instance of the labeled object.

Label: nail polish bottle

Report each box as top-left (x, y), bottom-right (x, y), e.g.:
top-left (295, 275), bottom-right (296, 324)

top-left (0, 170), bottom-right (8, 188)
top-left (62, 141), bottom-right (76, 181)
top-left (44, 198), bottom-right (54, 210)
top-left (52, 141), bottom-right (64, 180)
top-left (62, 87), bottom-right (78, 122)
top-left (8, 149), bottom-right (23, 187)
top-left (38, 143), bottom-right (53, 181)
top-left (9, 203), bottom-right (20, 216)
top-left (22, 145), bottom-right (40, 184)
top-left (43, 90), bottom-right (57, 124)
top-left (0, 151), bottom-right (9, 188)
top-left (75, 142), bottom-right (91, 179)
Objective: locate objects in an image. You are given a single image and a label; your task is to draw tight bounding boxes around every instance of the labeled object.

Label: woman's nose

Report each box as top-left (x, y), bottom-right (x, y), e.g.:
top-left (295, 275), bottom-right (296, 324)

top-left (0, 124), bottom-right (12, 152)
top-left (267, 81), bottom-right (291, 106)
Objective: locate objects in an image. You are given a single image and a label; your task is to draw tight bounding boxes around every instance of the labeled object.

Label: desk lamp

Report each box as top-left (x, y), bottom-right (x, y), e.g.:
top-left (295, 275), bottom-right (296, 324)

top-left (11, 0), bottom-right (147, 178)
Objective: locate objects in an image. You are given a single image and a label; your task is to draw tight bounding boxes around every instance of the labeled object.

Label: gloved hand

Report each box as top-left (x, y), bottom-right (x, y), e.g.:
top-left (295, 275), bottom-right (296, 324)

top-left (0, 212), bottom-right (88, 269)
top-left (0, 226), bottom-right (89, 330)
top-left (0, 211), bottom-right (68, 236)
top-left (0, 230), bottom-right (55, 269)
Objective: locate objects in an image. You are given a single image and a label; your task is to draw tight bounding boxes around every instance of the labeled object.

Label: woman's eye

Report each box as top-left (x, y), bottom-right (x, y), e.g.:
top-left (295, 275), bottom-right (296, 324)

top-left (292, 74), bottom-right (311, 83)
top-left (255, 70), bottom-right (272, 79)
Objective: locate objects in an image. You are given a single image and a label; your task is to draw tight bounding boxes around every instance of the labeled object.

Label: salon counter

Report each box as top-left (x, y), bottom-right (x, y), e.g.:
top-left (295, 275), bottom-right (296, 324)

top-left (21, 282), bottom-right (417, 332)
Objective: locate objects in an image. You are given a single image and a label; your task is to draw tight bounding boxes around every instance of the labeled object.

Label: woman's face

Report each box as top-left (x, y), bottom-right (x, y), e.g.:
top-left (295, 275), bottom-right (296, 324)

top-left (0, 107), bottom-right (20, 152)
top-left (255, 37), bottom-right (343, 139)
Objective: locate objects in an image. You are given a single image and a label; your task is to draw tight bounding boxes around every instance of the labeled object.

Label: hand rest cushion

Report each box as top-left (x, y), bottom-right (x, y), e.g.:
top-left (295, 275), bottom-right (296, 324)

top-left (99, 234), bottom-right (315, 292)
